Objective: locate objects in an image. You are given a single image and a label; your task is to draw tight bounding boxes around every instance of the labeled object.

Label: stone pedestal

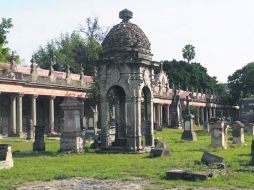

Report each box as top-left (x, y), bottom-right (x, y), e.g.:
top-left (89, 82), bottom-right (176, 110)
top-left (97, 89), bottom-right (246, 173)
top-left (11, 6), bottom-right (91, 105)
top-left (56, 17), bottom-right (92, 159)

top-left (33, 125), bottom-right (45, 151)
top-left (181, 114), bottom-right (197, 141)
top-left (232, 121), bottom-right (244, 144)
top-left (60, 98), bottom-right (83, 153)
top-left (0, 144), bottom-right (13, 170)
top-left (26, 119), bottom-right (34, 140)
top-left (181, 97), bottom-right (197, 141)
top-left (210, 118), bottom-right (226, 149)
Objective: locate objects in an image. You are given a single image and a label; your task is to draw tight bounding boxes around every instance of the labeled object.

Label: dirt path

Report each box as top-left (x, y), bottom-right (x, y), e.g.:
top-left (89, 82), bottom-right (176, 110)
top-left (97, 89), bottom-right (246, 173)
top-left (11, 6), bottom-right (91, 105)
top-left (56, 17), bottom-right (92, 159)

top-left (16, 177), bottom-right (252, 190)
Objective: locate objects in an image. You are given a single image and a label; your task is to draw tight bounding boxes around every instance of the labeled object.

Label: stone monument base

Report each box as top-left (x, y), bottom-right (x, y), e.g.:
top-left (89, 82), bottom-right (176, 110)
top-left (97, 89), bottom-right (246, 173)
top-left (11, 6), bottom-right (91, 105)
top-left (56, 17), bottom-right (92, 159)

top-left (0, 144), bottom-right (13, 170)
top-left (33, 141), bottom-right (45, 151)
top-left (181, 131), bottom-right (197, 141)
top-left (60, 132), bottom-right (84, 153)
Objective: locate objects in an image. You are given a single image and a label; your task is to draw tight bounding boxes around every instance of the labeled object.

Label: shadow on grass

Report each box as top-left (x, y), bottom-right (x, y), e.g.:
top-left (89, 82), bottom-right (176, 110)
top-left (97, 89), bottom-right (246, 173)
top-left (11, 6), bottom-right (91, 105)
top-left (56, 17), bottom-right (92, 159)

top-left (13, 150), bottom-right (59, 158)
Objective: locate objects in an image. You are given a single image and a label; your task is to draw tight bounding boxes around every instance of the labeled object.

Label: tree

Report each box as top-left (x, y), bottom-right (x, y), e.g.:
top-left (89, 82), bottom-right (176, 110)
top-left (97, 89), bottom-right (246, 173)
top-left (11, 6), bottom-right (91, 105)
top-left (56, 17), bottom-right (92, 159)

top-left (79, 17), bottom-right (108, 43)
top-left (34, 32), bottom-right (101, 76)
top-left (228, 62), bottom-right (254, 102)
top-left (182, 44), bottom-right (195, 63)
top-left (161, 59), bottom-right (224, 94)
top-left (33, 17), bottom-right (106, 76)
top-left (0, 18), bottom-right (13, 62)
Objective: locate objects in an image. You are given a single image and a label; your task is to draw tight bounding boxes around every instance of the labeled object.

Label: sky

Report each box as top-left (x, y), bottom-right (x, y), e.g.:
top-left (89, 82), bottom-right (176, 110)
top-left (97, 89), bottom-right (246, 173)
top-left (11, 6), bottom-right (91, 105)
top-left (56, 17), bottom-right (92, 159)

top-left (1, 0), bottom-right (254, 83)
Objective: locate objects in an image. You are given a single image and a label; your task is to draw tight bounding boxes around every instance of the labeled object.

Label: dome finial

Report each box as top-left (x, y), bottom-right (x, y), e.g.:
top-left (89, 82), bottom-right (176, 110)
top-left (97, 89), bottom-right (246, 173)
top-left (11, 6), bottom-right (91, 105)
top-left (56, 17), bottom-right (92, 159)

top-left (119, 9), bottom-right (133, 22)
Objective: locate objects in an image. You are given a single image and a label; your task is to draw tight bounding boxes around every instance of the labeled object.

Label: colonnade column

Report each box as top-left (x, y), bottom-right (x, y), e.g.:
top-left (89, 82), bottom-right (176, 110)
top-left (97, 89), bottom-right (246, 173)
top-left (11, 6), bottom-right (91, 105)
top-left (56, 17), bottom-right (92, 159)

top-left (16, 93), bottom-right (23, 137)
top-left (149, 100), bottom-right (154, 147)
top-left (49, 96), bottom-right (55, 133)
top-left (209, 107), bottom-right (213, 119)
top-left (200, 107), bottom-right (204, 124)
top-left (159, 104), bottom-right (163, 126)
top-left (31, 95), bottom-right (38, 127)
top-left (205, 107), bottom-right (209, 123)
top-left (166, 105), bottom-right (170, 126)
top-left (10, 94), bottom-right (17, 136)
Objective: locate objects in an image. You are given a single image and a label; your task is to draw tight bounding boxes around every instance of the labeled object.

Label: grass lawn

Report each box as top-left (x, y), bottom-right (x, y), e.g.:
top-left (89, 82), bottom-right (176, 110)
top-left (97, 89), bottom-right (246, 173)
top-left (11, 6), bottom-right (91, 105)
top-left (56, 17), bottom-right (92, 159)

top-left (0, 127), bottom-right (254, 190)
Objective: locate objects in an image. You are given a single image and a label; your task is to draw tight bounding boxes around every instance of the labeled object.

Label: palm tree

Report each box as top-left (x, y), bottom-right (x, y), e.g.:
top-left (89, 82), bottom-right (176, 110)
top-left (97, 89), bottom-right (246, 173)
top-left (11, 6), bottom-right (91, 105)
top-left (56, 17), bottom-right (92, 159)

top-left (182, 44), bottom-right (196, 64)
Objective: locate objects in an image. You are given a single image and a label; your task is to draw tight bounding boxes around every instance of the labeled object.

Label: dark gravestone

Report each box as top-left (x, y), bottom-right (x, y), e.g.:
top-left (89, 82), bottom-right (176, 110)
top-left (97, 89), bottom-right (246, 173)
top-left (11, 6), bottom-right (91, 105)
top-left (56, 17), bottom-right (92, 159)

top-left (33, 125), bottom-right (45, 151)
top-left (201, 151), bottom-right (224, 165)
top-left (251, 140), bottom-right (254, 165)
top-left (150, 140), bottom-right (171, 157)
top-left (0, 144), bottom-right (9, 160)
top-left (166, 169), bottom-right (212, 181)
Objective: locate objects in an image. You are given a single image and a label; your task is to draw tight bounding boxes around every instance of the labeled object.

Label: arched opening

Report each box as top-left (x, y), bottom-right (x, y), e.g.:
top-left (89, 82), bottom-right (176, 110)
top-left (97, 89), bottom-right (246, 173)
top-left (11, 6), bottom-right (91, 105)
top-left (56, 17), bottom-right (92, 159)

top-left (141, 86), bottom-right (153, 146)
top-left (106, 85), bottom-right (126, 147)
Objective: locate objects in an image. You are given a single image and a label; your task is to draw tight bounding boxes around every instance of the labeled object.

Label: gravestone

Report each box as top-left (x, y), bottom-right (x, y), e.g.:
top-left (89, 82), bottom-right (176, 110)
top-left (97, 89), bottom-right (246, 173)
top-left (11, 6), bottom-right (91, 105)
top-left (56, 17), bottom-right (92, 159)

top-left (26, 119), bottom-right (34, 140)
top-left (204, 121), bottom-right (210, 132)
top-left (166, 169), bottom-right (212, 181)
top-left (33, 125), bottom-right (45, 151)
top-left (150, 139), bottom-right (171, 157)
top-left (232, 121), bottom-right (244, 144)
top-left (0, 144), bottom-right (13, 169)
top-left (246, 123), bottom-right (254, 136)
top-left (251, 140), bottom-right (254, 165)
top-left (181, 96), bottom-right (197, 141)
top-left (210, 117), bottom-right (227, 149)
top-left (60, 98), bottom-right (83, 153)
top-left (201, 151), bottom-right (224, 165)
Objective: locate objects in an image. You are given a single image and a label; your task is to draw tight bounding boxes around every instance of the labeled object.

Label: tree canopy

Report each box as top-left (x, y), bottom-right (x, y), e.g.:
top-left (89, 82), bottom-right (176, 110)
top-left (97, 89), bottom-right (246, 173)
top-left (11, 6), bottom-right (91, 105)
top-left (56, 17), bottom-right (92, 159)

top-left (228, 62), bottom-right (254, 102)
top-left (161, 59), bottom-right (224, 94)
top-left (0, 18), bottom-right (14, 62)
top-left (182, 44), bottom-right (195, 63)
top-left (33, 17), bottom-right (106, 76)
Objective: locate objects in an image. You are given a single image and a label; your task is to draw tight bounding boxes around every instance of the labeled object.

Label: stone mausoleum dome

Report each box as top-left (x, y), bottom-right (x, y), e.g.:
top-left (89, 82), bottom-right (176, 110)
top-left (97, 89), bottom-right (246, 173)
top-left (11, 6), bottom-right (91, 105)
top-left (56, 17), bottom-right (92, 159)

top-left (102, 9), bottom-right (151, 54)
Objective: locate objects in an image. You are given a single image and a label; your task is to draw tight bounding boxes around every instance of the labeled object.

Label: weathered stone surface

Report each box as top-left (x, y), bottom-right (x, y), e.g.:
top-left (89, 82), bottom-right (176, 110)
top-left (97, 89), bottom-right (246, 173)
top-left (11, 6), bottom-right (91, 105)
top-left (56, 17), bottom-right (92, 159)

top-left (210, 118), bottom-right (227, 149)
top-left (165, 169), bottom-right (211, 181)
top-left (201, 151), bottom-right (224, 165)
top-left (26, 119), bottom-right (34, 140)
top-left (150, 140), bottom-right (170, 157)
top-left (0, 144), bottom-right (13, 169)
top-left (60, 98), bottom-right (84, 153)
top-left (33, 125), bottom-right (45, 151)
top-left (232, 121), bottom-right (244, 144)
top-left (102, 9), bottom-right (151, 54)
top-left (181, 96), bottom-right (197, 141)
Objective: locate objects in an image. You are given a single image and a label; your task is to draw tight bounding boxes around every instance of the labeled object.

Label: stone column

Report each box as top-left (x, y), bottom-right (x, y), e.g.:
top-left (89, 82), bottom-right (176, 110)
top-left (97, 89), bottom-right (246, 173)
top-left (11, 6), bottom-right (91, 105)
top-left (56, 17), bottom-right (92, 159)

top-left (100, 97), bottom-right (109, 149)
top-left (136, 96), bottom-right (142, 150)
top-left (10, 94), bottom-right (17, 136)
top-left (160, 104), bottom-right (163, 127)
top-left (149, 100), bottom-right (154, 147)
top-left (49, 96), bottom-right (55, 133)
top-left (31, 95), bottom-right (38, 127)
top-left (200, 107), bottom-right (204, 125)
top-left (209, 107), bottom-right (213, 119)
top-left (205, 107), bottom-right (209, 122)
top-left (166, 105), bottom-right (170, 127)
top-left (213, 108), bottom-right (216, 118)
top-left (16, 94), bottom-right (24, 137)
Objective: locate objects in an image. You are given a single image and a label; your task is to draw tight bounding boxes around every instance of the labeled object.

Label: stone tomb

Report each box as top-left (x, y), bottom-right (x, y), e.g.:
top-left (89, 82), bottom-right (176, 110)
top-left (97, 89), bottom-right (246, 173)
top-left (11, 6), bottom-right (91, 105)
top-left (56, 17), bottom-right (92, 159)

top-left (166, 169), bottom-right (212, 181)
top-left (181, 96), bottom-right (197, 141)
top-left (201, 151), bottom-right (224, 165)
top-left (33, 125), bottom-right (45, 151)
top-left (232, 121), bottom-right (244, 144)
top-left (0, 144), bottom-right (13, 169)
top-left (60, 98), bottom-right (83, 153)
top-left (210, 118), bottom-right (227, 149)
